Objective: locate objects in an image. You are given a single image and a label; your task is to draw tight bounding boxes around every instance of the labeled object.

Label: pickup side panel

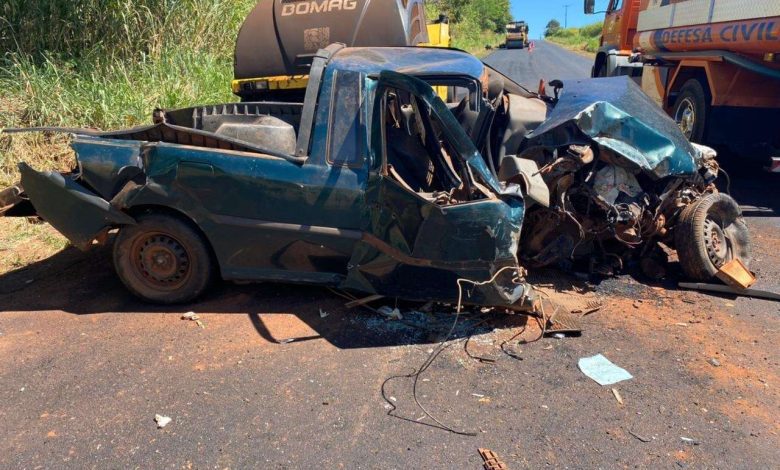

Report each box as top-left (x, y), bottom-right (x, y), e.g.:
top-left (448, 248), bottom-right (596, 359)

top-left (131, 143), bottom-right (369, 283)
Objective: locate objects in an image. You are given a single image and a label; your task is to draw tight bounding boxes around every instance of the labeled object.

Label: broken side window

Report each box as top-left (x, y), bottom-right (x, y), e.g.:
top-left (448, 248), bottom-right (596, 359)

top-left (327, 70), bottom-right (365, 167)
top-left (382, 87), bottom-right (474, 204)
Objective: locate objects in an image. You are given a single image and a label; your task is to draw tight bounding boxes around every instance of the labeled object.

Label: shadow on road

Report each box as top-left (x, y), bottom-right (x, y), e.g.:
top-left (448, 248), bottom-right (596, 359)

top-left (0, 244), bottom-right (529, 349)
top-left (717, 156), bottom-right (780, 217)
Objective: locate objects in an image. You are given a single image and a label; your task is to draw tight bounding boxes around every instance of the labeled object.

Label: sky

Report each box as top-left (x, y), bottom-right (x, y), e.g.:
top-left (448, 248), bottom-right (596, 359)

top-left (511, 0), bottom-right (609, 39)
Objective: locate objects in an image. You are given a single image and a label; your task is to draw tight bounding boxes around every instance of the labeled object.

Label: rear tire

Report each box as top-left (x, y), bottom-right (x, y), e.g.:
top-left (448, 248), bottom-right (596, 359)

top-left (675, 193), bottom-right (751, 281)
top-left (113, 213), bottom-right (214, 304)
top-left (673, 79), bottom-right (709, 143)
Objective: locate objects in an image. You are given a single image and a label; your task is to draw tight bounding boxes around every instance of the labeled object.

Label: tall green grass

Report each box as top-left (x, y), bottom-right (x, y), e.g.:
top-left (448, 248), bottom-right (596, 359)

top-left (0, 0), bottom-right (255, 128)
top-left (0, 0), bottom-right (256, 186)
top-left (546, 22), bottom-right (603, 54)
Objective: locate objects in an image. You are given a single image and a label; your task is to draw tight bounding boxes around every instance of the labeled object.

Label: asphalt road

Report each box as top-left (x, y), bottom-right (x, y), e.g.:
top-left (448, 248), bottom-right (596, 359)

top-left (1, 43), bottom-right (778, 469)
top-left (483, 41), bottom-right (593, 90)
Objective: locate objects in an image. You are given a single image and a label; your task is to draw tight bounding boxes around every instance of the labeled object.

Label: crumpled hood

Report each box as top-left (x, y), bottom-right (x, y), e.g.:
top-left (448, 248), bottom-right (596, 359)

top-left (526, 76), bottom-right (702, 179)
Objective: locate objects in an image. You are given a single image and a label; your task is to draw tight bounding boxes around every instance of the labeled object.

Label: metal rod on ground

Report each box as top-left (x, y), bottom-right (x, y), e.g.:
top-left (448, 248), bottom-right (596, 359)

top-left (678, 282), bottom-right (780, 302)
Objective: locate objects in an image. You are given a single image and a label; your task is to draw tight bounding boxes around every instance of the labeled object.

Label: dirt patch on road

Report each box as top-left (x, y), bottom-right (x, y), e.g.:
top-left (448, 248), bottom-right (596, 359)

top-left (602, 294), bottom-right (779, 435)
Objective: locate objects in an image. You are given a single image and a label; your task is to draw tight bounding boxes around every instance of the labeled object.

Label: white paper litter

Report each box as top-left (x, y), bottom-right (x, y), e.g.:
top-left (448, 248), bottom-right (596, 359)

top-left (155, 415), bottom-right (172, 429)
top-left (578, 354), bottom-right (633, 386)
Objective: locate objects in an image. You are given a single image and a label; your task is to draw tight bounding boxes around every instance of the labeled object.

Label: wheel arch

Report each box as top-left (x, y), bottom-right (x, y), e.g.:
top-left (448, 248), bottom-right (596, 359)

top-left (667, 66), bottom-right (710, 109)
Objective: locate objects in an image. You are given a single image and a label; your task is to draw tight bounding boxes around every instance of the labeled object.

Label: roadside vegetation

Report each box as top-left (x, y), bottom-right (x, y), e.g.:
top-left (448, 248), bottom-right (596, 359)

top-left (426, 0), bottom-right (511, 54)
top-left (544, 19), bottom-right (602, 54)
top-left (0, 0), bottom-right (256, 268)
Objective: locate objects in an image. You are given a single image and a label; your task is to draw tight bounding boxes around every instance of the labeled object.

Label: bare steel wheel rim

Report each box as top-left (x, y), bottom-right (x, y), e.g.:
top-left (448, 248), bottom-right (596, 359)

top-left (131, 232), bottom-right (192, 291)
top-left (675, 98), bottom-right (696, 139)
top-left (703, 217), bottom-right (729, 267)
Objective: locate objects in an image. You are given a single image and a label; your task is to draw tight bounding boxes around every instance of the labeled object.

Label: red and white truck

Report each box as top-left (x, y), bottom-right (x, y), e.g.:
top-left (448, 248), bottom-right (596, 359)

top-left (585, 0), bottom-right (780, 168)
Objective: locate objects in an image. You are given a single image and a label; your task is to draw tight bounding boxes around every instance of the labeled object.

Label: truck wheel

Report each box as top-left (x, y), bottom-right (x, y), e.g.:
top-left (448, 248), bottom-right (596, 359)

top-left (673, 79), bottom-right (709, 143)
top-left (113, 213), bottom-right (214, 304)
top-left (675, 193), bottom-right (751, 281)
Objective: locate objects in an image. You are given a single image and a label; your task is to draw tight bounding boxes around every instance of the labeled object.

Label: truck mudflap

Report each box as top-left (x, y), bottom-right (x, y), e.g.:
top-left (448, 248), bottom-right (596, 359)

top-left (18, 163), bottom-right (136, 251)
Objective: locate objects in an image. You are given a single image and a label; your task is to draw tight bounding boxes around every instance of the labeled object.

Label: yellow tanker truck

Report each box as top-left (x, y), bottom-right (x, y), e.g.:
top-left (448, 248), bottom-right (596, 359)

top-left (232, 0), bottom-right (450, 102)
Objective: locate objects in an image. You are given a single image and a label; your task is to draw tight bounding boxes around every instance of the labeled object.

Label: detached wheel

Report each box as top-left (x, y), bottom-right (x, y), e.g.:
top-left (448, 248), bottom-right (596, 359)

top-left (673, 79), bottom-right (709, 143)
top-left (114, 213), bottom-right (214, 304)
top-left (675, 193), bottom-right (751, 281)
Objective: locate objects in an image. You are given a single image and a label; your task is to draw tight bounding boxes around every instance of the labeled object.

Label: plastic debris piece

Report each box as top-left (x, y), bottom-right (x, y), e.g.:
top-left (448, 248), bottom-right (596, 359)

top-left (681, 436), bottom-right (700, 445)
top-left (181, 312), bottom-right (205, 328)
top-left (708, 358), bottom-right (721, 367)
top-left (319, 308), bottom-right (330, 318)
top-left (155, 415), bottom-right (172, 429)
top-left (182, 312), bottom-right (199, 321)
top-left (715, 258), bottom-right (756, 289)
top-left (578, 354), bottom-right (633, 386)
top-left (377, 306), bottom-right (403, 320)
top-left (612, 388), bottom-right (624, 405)
top-left (479, 448), bottom-right (509, 470)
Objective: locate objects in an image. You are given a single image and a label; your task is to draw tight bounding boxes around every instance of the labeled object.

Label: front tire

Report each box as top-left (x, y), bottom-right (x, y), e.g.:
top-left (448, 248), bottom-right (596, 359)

top-left (113, 213), bottom-right (214, 304)
top-left (675, 193), bottom-right (751, 281)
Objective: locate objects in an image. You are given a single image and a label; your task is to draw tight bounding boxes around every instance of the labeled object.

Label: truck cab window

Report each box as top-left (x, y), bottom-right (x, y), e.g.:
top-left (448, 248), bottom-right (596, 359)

top-left (608, 0), bottom-right (623, 12)
top-left (382, 88), bottom-right (465, 202)
top-left (327, 70), bottom-right (364, 166)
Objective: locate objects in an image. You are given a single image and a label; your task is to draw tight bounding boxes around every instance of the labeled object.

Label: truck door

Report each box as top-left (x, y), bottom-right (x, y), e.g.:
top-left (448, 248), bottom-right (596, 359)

top-left (602, 0), bottom-right (625, 50)
top-left (342, 71), bottom-right (526, 305)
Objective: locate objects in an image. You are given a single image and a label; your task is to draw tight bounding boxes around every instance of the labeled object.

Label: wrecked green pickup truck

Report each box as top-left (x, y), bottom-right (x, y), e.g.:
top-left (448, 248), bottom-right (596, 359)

top-left (0, 45), bottom-right (751, 306)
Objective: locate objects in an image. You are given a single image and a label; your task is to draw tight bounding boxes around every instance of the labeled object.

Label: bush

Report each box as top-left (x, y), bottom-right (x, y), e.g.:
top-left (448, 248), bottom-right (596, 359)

top-left (545, 20), bottom-right (603, 54)
top-left (427, 0), bottom-right (510, 53)
top-left (580, 22), bottom-right (604, 38)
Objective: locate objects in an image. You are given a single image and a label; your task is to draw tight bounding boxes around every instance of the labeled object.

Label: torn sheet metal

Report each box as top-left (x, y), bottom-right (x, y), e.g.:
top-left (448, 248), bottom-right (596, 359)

top-left (19, 163), bottom-right (136, 250)
top-left (527, 77), bottom-right (700, 179)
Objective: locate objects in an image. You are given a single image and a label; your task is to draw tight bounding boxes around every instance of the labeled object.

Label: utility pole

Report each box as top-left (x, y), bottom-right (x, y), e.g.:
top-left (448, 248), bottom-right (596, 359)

top-left (564, 4), bottom-right (571, 28)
